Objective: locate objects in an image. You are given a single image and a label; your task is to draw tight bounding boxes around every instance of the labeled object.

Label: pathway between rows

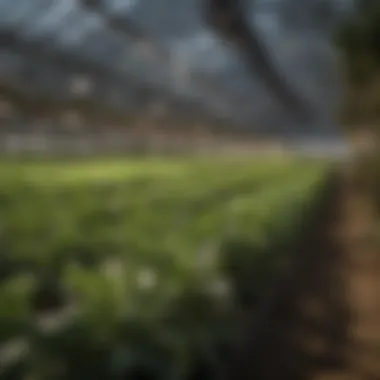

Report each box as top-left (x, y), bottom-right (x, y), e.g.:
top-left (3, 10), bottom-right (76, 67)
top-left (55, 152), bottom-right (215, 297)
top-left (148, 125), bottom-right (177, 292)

top-left (225, 168), bottom-right (380, 380)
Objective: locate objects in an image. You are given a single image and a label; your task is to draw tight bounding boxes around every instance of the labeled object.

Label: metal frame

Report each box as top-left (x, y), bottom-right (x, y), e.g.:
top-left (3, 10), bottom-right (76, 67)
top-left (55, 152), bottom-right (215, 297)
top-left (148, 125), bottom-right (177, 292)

top-left (0, 0), bottom-right (313, 124)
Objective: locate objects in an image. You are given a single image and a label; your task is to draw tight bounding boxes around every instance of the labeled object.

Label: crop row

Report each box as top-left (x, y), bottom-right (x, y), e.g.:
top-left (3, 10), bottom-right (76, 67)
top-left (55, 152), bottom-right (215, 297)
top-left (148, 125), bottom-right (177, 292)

top-left (0, 159), bottom-right (328, 380)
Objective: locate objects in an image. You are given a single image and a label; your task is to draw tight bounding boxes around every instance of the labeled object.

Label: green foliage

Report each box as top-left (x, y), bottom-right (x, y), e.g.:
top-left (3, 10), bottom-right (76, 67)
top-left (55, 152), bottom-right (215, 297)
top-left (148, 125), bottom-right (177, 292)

top-left (335, 1), bottom-right (380, 60)
top-left (335, 1), bottom-right (380, 127)
top-left (0, 158), bottom-right (328, 380)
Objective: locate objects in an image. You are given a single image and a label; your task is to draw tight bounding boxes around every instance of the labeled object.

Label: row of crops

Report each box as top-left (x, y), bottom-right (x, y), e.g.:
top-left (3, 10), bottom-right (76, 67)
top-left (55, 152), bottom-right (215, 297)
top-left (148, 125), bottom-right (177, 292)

top-left (0, 158), bottom-right (329, 380)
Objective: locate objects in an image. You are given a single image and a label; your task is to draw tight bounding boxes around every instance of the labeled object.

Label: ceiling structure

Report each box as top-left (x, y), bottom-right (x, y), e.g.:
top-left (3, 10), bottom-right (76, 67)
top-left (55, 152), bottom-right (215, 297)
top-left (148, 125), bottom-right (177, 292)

top-left (0, 0), bottom-right (350, 133)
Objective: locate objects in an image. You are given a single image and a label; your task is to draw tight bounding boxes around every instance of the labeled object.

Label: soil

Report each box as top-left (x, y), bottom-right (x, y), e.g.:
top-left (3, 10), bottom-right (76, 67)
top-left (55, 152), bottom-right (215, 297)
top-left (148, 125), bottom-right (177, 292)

top-left (224, 166), bottom-right (380, 380)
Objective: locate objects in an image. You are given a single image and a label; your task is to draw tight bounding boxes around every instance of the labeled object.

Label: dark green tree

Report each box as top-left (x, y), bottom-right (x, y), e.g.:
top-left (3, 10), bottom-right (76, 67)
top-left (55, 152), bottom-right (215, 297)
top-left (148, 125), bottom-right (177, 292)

top-left (335, 0), bottom-right (380, 126)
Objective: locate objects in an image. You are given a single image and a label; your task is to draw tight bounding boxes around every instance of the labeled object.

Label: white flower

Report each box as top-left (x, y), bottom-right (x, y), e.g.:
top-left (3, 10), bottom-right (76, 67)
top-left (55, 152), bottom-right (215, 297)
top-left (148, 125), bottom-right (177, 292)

top-left (137, 268), bottom-right (157, 290)
top-left (209, 278), bottom-right (231, 299)
top-left (0, 338), bottom-right (29, 367)
top-left (102, 258), bottom-right (124, 279)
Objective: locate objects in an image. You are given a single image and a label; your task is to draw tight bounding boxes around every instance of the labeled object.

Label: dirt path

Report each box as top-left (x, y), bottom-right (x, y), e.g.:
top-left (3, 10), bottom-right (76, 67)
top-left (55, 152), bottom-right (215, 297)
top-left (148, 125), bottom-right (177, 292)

top-left (224, 168), bottom-right (380, 380)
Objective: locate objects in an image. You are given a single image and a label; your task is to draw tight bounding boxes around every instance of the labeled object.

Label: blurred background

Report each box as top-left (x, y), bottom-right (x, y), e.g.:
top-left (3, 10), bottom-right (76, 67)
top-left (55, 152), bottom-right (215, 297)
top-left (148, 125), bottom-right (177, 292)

top-left (1, 1), bottom-right (380, 380)
top-left (0, 0), bottom-right (355, 156)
